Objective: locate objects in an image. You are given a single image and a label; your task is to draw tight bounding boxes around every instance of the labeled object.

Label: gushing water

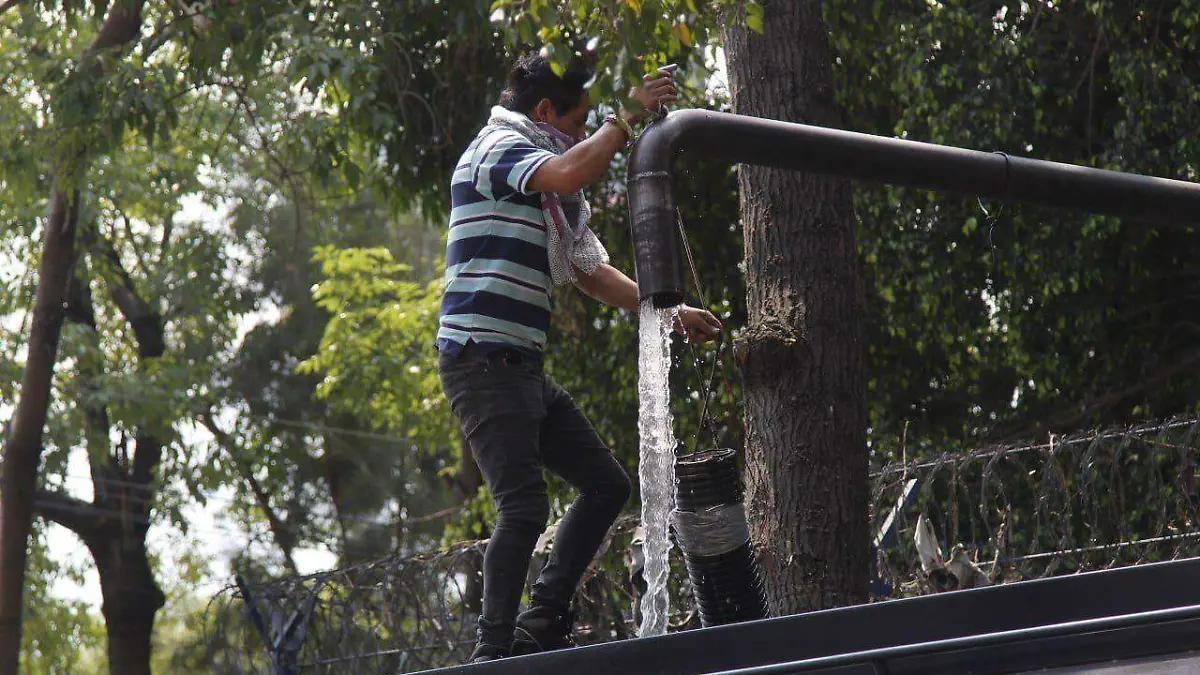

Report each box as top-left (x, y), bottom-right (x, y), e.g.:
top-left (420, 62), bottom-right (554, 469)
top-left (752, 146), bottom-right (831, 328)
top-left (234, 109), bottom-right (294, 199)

top-left (637, 300), bottom-right (677, 637)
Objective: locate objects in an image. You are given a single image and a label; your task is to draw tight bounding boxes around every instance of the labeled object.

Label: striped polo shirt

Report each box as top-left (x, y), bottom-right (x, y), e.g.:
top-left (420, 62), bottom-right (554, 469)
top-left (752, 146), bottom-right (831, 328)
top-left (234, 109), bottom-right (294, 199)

top-left (436, 126), bottom-right (557, 354)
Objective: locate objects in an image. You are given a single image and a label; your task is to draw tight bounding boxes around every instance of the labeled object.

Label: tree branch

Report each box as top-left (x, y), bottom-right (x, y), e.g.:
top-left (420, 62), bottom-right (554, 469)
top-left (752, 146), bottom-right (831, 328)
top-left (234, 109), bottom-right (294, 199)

top-left (62, 265), bottom-right (97, 330)
top-left (129, 434), bottom-right (161, 515)
top-left (139, 3), bottom-right (210, 63)
top-left (201, 416), bottom-right (299, 574)
top-left (82, 0), bottom-right (149, 62)
top-left (63, 263), bottom-right (126, 509)
top-left (86, 230), bottom-right (165, 359)
top-left (1001, 348), bottom-right (1200, 442)
top-left (0, 0), bottom-right (23, 19)
top-left (115, 207), bottom-right (151, 280)
top-left (33, 490), bottom-right (104, 539)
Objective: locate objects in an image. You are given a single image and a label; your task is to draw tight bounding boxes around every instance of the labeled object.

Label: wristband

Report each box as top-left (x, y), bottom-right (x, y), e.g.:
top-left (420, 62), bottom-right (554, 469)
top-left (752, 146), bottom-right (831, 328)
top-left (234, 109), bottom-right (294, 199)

top-left (605, 113), bottom-right (635, 143)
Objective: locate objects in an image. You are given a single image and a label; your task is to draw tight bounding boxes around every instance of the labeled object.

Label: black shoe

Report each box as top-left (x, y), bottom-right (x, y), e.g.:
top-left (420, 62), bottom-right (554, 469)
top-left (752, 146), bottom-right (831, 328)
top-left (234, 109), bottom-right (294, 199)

top-left (511, 605), bottom-right (576, 655)
top-left (468, 643), bottom-right (510, 664)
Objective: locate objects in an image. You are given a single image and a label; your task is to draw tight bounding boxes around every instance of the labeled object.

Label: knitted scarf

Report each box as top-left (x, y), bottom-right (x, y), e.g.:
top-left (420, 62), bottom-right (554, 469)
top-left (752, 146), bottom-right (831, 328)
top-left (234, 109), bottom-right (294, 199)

top-left (485, 105), bottom-right (610, 285)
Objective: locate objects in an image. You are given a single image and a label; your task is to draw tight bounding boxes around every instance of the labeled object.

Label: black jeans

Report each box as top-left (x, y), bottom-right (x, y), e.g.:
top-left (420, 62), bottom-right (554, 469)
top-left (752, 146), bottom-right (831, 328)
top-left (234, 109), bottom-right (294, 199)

top-left (439, 345), bottom-right (632, 648)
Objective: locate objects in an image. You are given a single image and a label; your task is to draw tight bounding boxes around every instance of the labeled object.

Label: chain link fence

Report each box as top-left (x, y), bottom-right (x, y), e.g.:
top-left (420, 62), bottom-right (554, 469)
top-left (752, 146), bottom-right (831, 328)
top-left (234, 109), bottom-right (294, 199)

top-left (207, 417), bottom-right (1200, 674)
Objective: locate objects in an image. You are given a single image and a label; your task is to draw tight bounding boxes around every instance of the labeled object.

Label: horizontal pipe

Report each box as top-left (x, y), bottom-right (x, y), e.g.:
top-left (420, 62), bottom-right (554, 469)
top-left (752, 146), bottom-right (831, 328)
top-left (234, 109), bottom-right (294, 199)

top-left (691, 602), bottom-right (1200, 675)
top-left (627, 109), bottom-right (1200, 305)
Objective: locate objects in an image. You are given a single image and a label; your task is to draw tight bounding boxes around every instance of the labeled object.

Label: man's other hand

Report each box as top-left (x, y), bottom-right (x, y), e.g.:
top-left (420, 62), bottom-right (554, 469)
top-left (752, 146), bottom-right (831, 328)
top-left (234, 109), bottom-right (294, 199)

top-left (626, 69), bottom-right (678, 124)
top-left (675, 305), bottom-right (722, 343)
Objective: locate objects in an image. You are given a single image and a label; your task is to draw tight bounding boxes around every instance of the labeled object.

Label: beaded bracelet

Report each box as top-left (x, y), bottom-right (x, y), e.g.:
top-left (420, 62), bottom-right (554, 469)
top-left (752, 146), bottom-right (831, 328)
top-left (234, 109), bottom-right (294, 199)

top-left (605, 112), bottom-right (636, 143)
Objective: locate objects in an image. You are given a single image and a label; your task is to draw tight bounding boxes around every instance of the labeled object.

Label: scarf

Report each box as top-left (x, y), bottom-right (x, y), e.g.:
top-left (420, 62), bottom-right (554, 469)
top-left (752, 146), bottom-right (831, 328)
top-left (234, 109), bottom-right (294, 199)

top-left (485, 105), bottom-right (610, 285)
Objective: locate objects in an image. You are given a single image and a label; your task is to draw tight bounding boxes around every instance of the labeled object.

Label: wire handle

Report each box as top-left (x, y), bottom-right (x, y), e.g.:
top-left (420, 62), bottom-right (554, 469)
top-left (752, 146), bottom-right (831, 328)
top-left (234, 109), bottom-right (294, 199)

top-left (677, 210), bottom-right (730, 456)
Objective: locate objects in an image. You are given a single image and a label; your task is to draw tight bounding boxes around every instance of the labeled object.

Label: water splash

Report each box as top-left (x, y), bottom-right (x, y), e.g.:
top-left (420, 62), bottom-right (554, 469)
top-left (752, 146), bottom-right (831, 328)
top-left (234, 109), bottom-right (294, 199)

top-left (637, 300), bottom-right (677, 637)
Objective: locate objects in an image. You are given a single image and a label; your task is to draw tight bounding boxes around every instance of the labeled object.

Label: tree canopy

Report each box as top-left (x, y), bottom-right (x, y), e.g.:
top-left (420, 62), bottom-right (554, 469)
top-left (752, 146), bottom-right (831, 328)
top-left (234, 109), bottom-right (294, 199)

top-left (1, 0), bottom-right (1198, 671)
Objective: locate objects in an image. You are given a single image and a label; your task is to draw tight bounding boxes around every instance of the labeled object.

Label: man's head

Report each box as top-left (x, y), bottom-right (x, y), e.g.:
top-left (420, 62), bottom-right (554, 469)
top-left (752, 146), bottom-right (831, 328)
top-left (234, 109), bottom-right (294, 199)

top-left (500, 52), bottom-right (594, 141)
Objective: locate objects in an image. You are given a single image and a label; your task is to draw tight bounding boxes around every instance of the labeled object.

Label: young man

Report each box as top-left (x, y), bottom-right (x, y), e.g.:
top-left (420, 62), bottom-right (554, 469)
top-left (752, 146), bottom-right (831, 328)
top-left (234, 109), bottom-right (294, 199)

top-left (437, 53), bottom-right (721, 663)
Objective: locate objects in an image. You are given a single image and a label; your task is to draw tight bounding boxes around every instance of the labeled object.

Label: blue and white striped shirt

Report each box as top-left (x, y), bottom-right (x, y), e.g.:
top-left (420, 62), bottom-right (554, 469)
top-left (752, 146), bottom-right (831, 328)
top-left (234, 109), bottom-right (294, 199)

top-left (436, 126), bottom-right (557, 354)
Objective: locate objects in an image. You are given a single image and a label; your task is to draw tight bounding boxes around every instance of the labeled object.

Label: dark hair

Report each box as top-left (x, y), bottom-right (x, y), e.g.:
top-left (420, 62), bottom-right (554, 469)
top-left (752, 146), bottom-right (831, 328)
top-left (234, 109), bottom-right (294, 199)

top-left (499, 52), bottom-right (594, 116)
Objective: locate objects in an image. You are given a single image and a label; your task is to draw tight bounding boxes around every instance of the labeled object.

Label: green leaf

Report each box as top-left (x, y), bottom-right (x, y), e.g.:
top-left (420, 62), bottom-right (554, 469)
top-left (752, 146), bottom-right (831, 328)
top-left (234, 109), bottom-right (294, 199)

top-left (344, 160), bottom-right (361, 191)
top-left (746, 1), bottom-right (764, 33)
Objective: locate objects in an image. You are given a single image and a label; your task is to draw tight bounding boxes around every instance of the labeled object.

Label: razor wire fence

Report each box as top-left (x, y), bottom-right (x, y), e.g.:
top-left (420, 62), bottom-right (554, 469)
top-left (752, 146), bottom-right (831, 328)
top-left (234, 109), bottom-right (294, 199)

top-left (871, 416), bottom-right (1200, 595)
top-left (208, 416), bottom-right (1200, 674)
top-left (205, 515), bottom-right (701, 675)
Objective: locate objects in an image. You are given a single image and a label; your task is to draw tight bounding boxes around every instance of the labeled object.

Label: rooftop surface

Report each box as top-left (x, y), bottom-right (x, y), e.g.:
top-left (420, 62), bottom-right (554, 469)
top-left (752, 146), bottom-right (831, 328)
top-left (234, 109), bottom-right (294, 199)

top-left (422, 557), bottom-right (1200, 675)
top-left (1040, 652), bottom-right (1200, 674)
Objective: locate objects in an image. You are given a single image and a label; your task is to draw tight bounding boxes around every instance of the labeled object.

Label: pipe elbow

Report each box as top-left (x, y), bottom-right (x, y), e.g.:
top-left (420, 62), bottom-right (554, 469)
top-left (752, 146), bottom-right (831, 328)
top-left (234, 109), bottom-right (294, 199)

top-left (629, 109), bottom-right (716, 178)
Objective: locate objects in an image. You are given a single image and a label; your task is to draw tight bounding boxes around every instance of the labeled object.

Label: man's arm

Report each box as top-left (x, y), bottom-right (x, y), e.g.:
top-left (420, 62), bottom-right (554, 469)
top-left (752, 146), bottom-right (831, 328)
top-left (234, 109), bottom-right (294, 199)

top-left (573, 263), bottom-right (639, 311)
top-left (574, 264), bottom-right (722, 342)
top-left (527, 123), bottom-right (632, 195)
top-left (528, 72), bottom-right (676, 195)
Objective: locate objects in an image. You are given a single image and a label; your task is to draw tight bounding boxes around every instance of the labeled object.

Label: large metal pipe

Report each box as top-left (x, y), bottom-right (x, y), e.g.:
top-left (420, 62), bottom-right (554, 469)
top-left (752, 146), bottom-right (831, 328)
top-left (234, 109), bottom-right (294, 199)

top-left (627, 109), bottom-right (1200, 307)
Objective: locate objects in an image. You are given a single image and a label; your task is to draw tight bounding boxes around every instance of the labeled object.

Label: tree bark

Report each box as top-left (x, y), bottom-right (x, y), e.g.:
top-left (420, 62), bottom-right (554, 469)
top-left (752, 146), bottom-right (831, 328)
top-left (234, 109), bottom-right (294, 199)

top-left (35, 487), bottom-right (165, 675)
top-left (43, 231), bottom-right (169, 675)
top-left (90, 506), bottom-right (166, 675)
top-left (723, 0), bottom-right (870, 614)
top-left (0, 187), bottom-right (80, 672)
top-left (91, 240), bottom-right (168, 675)
top-left (0, 3), bottom-right (147, 671)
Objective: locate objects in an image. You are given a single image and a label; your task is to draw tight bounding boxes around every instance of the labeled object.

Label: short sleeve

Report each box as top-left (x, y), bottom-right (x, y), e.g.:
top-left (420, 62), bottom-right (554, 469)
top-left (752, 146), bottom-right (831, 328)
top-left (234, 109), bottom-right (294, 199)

top-left (470, 129), bottom-right (556, 200)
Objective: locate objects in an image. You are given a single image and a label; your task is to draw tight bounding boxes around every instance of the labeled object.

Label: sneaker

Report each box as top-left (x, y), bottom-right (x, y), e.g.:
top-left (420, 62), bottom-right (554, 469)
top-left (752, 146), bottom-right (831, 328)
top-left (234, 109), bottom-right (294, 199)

top-left (511, 605), bottom-right (576, 655)
top-left (468, 643), bottom-right (510, 664)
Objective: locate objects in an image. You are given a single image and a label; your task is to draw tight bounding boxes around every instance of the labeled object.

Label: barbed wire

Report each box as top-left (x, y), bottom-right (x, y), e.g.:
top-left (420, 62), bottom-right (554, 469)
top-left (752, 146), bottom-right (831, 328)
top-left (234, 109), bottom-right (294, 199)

top-left (870, 416), bottom-right (1200, 478)
top-left (871, 415), bottom-right (1200, 594)
top-left (206, 515), bottom-right (701, 674)
top-left (209, 416), bottom-right (1200, 673)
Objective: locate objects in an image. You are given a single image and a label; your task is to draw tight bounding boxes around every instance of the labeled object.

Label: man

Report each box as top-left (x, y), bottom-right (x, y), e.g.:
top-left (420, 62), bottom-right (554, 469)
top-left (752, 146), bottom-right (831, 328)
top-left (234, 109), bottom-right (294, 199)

top-left (437, 52), bottom-right (721, 663)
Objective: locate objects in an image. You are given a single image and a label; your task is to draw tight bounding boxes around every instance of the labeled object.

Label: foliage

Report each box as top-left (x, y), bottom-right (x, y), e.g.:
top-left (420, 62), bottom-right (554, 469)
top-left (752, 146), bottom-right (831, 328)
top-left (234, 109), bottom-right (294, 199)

top-left (18, 528), bottom-right (105, 675)
top-left (297, 245), bottom-right (463, 554)
top-left (489, 0), bottom-right (761, 105)
top-left (824, 0), bottom-right (1200, 457)
top-left (303, 247), bottom-right (449, 448)
top-left (6, 0), bottom-right (1200, 669)
top-left (2, 0), bottom-right (455, 668)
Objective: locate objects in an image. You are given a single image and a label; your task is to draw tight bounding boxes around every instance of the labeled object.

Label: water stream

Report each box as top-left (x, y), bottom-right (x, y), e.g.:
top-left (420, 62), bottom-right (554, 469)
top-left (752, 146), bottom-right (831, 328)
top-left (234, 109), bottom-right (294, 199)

top-left (636, 300), bottom-right (678, 637)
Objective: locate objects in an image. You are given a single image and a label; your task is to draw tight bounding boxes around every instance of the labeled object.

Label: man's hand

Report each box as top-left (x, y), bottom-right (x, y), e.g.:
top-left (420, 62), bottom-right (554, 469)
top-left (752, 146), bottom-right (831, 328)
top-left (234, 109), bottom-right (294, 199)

top-left (624, 69), bottom-right (678, 124)
top-left (675, 305), bottom-right (722, 343)
top-left (531, 67), bottom-right (678, 195)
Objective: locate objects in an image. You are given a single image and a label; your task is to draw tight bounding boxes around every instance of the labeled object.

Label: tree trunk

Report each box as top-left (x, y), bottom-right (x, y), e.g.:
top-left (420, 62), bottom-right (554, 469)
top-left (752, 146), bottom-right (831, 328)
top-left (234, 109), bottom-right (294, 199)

top-left (723, 0), bottom-right (870, 614)
top-left (89, 525), bottom-right (166, 675)
top-left (0, 187), bottom-right (80, 673)
top-left (38, 228), bottom-right (169, 675)
top-left (0, 4), bottom-right (146, 670)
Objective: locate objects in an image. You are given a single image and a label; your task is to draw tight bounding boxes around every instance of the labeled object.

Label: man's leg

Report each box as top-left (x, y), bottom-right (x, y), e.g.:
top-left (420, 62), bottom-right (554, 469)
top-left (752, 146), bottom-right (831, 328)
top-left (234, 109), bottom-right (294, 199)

top-left (515, 377), bottom-right (632, 651)
top-left (440, 351), bottom-right (550, 659)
